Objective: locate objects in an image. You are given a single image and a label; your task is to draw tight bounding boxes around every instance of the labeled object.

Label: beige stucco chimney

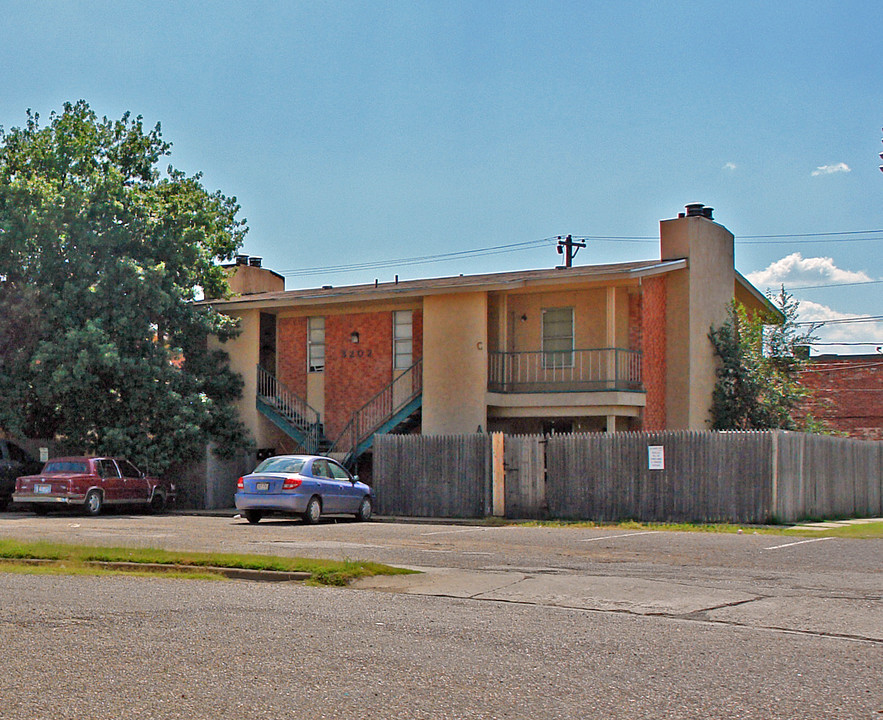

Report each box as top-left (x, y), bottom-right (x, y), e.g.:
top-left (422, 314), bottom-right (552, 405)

top-left (225, 256), bottom-right (286, 295)
top-left (660, 204), bottom-right (735, 429)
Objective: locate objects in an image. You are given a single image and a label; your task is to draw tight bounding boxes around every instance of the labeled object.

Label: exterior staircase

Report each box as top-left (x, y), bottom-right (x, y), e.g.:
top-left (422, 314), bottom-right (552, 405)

top-left (330, 358), bottom-right (423, 469)
top-left (255, 366), bottom-right (330, 455)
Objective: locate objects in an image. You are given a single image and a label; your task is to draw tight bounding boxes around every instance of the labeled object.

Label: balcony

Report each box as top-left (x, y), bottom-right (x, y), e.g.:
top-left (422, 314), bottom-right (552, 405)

top-left (488, 348), bottom-right (642, 394)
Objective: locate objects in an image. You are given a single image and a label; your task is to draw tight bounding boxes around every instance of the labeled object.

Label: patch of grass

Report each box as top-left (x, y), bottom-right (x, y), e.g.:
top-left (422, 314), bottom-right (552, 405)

top-left (783, 520), bottom-right (883, 539)
top-left (0, 539), bottom-right (415, 584)
top-left (503, 518), bottom-right (883, 538)
top-left (513, 519), bottom-right (782, 534)
top-left (0, 560), bottom-right (225, 581)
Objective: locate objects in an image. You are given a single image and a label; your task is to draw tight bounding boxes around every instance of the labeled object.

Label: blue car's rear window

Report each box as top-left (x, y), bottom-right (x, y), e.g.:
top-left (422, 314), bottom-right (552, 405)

top-left (44, 461), bottom-right (88, 474)
top-left (253, 457), bottom-right (306, 474)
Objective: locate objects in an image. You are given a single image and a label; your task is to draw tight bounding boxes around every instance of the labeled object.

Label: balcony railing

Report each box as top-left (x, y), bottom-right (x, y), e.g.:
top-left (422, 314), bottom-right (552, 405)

top-left (488, 348), bottom-right (642, 393)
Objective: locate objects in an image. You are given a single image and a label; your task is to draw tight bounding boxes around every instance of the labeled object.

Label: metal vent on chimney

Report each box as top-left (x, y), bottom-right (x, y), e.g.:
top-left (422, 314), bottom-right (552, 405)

top-left (683, 203), bottom-right (713, 220)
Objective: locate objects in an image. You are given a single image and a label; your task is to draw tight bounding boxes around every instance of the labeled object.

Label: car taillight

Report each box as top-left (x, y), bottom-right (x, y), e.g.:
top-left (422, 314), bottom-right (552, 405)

top-left (237, 477), bottom-right (244, 490)
top-left (282, 477), bottom-right (302, 490)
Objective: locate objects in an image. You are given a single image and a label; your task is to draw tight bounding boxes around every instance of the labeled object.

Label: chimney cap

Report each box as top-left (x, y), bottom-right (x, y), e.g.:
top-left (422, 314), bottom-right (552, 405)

top-left (683, 203), bottom-right (713, 220)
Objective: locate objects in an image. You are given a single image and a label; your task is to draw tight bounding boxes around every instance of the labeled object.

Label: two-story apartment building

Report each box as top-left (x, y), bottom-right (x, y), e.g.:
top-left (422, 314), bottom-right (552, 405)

top-left (207, 204), bottom-right (774, 476)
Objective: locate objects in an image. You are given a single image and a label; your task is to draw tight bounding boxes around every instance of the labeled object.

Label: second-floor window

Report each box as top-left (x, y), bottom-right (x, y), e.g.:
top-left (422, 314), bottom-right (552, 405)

top-left (542, 307), bottom-right (573, 368)
top-left (308, 316), bottom-right (325, 372)
top-left (393, 310), bottom-right (413, 370)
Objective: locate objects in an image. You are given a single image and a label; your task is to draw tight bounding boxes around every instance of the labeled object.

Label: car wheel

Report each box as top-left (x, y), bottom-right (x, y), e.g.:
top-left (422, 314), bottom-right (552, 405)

top-left (244, 510), bottom-right (262, 524)
top-left (149, 492), bottom-right (166, 514)
top-left (303, 496), bottom-right (321, 525)
top-left (32, 504), bottom-right (49, 516)
top-left (355, 496), bottom-right (373, 522)
top-left (84, 490), bottom-right (103, 516)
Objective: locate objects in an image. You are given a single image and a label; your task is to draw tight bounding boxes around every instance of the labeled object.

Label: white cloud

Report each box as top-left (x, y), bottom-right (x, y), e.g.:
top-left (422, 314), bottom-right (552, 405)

top-left (797, 300), bottom-right (883, 355)
top-left (746, 253), bottom-right (873, 289)
top-left (723, 162), bottom-right (737, 171)
top-left (811, 162), bottom-right (850, 176)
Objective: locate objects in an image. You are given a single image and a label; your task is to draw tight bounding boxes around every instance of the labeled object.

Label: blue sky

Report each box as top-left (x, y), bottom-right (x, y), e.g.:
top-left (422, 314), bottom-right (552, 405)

top-left (2, 1), bottom-right (881, 353)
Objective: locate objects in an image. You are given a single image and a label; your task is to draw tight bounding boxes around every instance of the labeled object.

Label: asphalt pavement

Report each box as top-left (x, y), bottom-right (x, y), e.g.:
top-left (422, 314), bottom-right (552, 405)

top-left (1, 510), bottom-right (881, 719)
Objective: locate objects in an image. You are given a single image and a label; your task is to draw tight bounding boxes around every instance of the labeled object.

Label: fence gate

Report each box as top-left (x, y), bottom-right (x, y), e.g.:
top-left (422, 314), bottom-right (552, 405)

top-left (503, 435), bottom-right (546, 519)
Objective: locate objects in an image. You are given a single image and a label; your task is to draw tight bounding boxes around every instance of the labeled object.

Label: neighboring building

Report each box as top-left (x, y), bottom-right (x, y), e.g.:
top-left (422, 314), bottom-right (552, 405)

top-left (206, 203), bottom-right (775, 477)
top-left (800, 355), bottom-right (883, 440)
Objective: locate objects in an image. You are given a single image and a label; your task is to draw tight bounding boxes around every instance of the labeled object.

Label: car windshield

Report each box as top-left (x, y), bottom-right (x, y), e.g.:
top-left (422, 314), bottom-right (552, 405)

top-left (253, 457), bottom-right (306, 474)
top-left (43, 461), bottom-right (89, 474)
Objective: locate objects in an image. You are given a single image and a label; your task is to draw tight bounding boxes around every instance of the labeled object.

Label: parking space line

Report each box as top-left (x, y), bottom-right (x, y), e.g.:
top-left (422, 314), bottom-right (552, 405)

top-left (578, 531), bottom-right (660, 542)
top-left (765, 537), bottom-right (835, 551)
top-left (421, 527), bottom-right (507, 536)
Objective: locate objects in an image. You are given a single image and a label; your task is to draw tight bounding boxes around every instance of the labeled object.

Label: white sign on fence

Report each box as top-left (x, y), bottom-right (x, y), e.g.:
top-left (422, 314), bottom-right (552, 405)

top-left (648, 445), bottom-right (665, 470)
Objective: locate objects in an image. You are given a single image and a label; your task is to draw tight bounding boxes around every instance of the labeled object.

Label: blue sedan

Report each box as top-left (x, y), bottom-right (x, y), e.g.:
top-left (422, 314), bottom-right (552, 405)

top-left (235, 455), bottom-right (373, 524)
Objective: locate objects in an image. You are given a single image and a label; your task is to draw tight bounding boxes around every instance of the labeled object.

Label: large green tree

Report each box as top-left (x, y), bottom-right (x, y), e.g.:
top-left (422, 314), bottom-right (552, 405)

top-left (0, 100), bottom-right (249, 472)
top-left (708, 288), bottom-right (822, 431)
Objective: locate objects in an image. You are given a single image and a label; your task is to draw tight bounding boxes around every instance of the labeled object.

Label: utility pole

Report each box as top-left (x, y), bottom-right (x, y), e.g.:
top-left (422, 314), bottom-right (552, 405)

top-left (556, 234), bottom-right (586, 268)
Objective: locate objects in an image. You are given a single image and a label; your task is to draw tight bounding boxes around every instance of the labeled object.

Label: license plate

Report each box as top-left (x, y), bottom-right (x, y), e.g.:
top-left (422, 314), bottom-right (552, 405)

top-left (35, 484), bottom-right (51, 494)
top-left (256, 482), bottom-right (269, 491)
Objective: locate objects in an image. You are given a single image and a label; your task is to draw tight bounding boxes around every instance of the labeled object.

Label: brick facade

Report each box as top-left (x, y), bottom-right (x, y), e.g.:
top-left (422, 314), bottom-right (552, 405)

top-left (276, 316), bottom-right (308, 394)
top-left (324, 312), bottom-right (394, 439)
top-left (639, 276), bottom-right (667, 430)
top-left (273, 309), bottom-right (424, 441)
top-left (799, 356), bottom-right (883, 440)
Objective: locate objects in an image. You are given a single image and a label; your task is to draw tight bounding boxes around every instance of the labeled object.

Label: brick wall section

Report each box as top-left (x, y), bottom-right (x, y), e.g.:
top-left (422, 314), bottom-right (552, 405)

top-left (276, 316), bottom-right (308, 394)
top-left (640, 276), bottom-right (667, 430)
top-left (799, 356), bottom-right (883, 440)
top-left (628, 292), bottom-right (641, 352)
top-left (413, 309), bottom-right (424, 363)
top-left (324, 311), bottom-right (394, 439)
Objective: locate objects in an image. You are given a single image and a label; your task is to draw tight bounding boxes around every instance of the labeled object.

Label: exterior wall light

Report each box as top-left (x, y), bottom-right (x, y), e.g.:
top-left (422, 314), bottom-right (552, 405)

top-left (350, 331), bottom-right (360, 344)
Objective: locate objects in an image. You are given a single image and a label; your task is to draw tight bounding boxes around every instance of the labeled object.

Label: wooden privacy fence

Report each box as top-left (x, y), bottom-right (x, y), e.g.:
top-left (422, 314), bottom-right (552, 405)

top-left (373, 434), bottom-right (492, 518)
top-left (374, 431), bottom-right (882, 523)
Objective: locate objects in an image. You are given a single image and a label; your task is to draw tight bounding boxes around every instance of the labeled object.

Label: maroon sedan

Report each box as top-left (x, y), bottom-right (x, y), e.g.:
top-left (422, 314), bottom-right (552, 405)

top-left (12, 456), bottom-right (175, 516)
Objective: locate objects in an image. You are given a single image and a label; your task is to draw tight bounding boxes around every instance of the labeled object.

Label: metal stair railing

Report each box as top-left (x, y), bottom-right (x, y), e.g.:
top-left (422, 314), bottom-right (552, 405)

top-left (256, 365), bottom-right (324, 454)
top-left (330, 357), bottom-right (423, 466)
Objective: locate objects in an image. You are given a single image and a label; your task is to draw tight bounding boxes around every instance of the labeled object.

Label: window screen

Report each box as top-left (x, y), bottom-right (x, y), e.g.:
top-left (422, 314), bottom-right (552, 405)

top-left (542, 307), bottom-right (574, 368)
top-left (393, 310), bottom-right (413, 370)
top-left (308, 316), bottom-right (325, 372)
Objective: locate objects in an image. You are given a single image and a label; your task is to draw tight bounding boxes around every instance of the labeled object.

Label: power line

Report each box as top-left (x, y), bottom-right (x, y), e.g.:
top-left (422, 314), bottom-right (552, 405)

top-left (791, 280), bottom-right (883, 290)
top-left (811, 342), bottom-right (883, 346)
top-left (277, 236), bottom-right (559, 277)
top-left (795, 315), bottom-right (883, 326)
top-left (274, 228), bottom-right (883, 279)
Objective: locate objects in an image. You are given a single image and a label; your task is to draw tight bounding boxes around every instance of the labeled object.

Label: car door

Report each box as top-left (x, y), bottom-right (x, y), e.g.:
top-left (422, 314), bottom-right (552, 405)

top-left (96, 458), bottom-right (123, 502)
top-left (328, 460), bottom-right (360, 513)
top-left (308, 458), bottom-right (338, 512)
top-left (116, 459), bottom-right (151, 502)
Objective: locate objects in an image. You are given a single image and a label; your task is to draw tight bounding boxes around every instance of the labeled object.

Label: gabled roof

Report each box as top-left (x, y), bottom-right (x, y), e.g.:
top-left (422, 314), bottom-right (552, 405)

top-left (206, 258), bottom-right (688, 310)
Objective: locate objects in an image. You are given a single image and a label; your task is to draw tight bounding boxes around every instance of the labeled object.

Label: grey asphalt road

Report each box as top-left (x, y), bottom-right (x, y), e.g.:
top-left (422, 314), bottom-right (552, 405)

top-left (1, 510), bottom-right (881, 719)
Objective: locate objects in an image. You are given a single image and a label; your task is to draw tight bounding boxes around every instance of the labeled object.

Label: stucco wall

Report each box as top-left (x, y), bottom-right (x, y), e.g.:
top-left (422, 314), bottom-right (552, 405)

top-left (422, 292), bottom-right (488, 434)
top-left (660, 215), bottom-right (735, 429)
top-left (208, 308), bottom-right (276, 447)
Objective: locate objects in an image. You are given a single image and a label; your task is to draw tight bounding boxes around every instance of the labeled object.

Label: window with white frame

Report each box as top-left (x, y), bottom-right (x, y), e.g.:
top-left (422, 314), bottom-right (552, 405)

top-left (308, 316), bottom-right (325, 372)
top-left (393, 310), bottom-right (413, 370)
top-left (542, 307), bottom-right (573, 368)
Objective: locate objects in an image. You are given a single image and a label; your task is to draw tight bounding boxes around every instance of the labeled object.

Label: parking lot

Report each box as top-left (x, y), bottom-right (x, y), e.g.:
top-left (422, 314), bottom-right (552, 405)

top-left (1, 510), bottom-right (881, 718)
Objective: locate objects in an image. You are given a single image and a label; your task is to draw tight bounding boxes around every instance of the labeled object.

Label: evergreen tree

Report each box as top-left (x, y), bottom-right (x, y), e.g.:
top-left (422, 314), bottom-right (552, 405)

top-left (709, 288), bottom-right (821, 431)
top-left (0, 101), bottom-right (249, 471)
